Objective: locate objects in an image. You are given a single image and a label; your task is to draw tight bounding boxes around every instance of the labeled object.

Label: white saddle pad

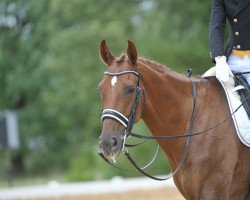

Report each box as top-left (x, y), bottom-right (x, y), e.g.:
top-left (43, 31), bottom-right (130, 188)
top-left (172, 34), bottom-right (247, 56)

top-left (203, 67), bottom-right (250, 147)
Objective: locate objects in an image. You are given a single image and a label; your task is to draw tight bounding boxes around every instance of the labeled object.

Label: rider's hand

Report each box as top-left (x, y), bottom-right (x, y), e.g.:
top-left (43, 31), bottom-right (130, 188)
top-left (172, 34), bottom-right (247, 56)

top-left (215, 56), bottom-right (233, 82)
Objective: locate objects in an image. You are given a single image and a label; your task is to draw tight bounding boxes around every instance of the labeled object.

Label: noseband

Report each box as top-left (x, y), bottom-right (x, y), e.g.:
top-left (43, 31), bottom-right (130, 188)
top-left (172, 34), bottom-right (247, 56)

top-left (101, 70), bottom-right (142, 136)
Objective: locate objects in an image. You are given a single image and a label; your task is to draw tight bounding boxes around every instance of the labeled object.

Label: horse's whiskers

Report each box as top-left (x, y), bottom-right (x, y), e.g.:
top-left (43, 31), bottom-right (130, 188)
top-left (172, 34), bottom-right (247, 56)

top-left (111, 157), bottom-right (117, 163)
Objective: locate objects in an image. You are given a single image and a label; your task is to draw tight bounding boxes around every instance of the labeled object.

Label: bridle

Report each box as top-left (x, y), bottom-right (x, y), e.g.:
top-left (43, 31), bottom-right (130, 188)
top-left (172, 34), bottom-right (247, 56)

top-left (101, 70), bottom-right (142, 137)
top-left (99, 69), bottom-right (196, 181)
top-left (99, 69), bottom-right (249, 181)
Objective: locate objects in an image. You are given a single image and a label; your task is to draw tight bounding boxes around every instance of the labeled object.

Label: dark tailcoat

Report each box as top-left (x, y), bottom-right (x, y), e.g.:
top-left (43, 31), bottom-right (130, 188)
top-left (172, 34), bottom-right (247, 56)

top-left (209, 0), bottom-right (250, 62)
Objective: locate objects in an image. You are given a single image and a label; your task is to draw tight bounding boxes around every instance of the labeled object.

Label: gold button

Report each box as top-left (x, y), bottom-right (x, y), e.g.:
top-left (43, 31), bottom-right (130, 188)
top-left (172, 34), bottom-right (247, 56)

top-left (235, 31), bottom-right (239, 36)
top-left (237, 45), bottom-right (241, 49)
top-left (234, 18), bottom-right (238, 23)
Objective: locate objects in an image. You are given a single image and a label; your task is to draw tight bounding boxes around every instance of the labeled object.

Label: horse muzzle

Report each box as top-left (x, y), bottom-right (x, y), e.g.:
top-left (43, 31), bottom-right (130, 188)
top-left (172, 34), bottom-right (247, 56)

top-left (98, 133), bottom-right (125, 158)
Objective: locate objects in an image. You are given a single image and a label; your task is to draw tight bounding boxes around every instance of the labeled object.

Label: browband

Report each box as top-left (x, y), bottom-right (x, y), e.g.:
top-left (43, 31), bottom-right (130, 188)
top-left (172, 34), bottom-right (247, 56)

top-left (104, 71), bottom-right (139, 77)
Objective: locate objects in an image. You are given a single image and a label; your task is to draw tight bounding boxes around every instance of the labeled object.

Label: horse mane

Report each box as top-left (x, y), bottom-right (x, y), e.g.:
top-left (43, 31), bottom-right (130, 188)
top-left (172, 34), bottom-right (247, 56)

top-left (116, 54), bottom-right (126, 64)
top-left (116, 54), bottom-right (200, 79)
top-left (116, 54), bottom-right (172, 74)
top-left (138, 57), bottom-right (203, 80)
top-left (138, 57), bottom-right (187, 79)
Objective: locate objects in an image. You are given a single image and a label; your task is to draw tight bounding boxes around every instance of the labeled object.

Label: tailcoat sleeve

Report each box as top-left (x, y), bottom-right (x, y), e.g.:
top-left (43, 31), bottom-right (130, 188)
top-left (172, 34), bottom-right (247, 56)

top-left (209, 0), bottom-right (227, 63)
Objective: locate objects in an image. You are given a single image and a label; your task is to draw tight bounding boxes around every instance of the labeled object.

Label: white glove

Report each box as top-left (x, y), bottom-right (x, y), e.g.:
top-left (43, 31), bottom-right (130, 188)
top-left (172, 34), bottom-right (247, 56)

top-left (215, 56), bottom-right (233, 82)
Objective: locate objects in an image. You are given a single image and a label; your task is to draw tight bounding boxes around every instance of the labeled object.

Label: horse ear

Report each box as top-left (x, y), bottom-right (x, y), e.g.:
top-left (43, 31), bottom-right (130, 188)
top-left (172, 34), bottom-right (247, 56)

top-left (127, 40), bottom-right (137, 66)
top-left (99, 40), bottom-right (115, 66)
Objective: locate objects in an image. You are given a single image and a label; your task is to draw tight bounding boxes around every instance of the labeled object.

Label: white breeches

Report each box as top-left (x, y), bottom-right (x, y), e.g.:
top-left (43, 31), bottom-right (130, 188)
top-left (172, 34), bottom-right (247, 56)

top-left (228, 53), bottom-right (250, 85)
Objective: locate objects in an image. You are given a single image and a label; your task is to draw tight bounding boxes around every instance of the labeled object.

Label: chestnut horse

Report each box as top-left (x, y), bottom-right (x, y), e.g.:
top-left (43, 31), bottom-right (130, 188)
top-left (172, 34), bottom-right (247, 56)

top-left (98, 40), bottom-right (250, 199)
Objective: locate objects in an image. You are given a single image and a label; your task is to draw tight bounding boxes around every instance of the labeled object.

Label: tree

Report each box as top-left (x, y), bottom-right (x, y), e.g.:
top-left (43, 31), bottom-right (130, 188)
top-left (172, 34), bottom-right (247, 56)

top-left (0, 0), bottom-right (212, 182)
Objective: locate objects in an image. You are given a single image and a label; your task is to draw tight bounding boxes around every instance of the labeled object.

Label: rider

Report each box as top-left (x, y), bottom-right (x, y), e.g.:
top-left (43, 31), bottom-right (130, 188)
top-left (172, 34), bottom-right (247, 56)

top-left (209, 0), bottom-right (250, 84)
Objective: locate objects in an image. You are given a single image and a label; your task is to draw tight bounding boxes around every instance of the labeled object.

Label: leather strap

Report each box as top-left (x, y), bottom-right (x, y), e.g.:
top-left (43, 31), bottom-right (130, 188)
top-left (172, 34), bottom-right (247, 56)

top-left (124, 81), bottom-right (197, 181)
top-left (102, 109), bottom-right (129, 128)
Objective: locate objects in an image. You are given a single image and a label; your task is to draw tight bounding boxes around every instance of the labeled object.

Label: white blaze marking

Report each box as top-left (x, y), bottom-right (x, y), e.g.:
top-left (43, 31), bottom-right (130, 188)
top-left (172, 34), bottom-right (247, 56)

top-left (111, 76), bottom-right (117, 87)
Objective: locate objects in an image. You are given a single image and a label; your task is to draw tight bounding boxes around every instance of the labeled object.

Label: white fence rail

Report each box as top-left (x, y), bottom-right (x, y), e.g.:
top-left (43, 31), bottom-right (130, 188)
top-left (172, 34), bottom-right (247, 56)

top-left (0, 176), bottom-right (175, 200)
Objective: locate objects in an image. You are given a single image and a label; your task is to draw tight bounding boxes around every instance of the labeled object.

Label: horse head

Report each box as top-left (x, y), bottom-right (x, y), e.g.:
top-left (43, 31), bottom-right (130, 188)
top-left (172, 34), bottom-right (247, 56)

top-left (98, 40), bottom-right (144, 159)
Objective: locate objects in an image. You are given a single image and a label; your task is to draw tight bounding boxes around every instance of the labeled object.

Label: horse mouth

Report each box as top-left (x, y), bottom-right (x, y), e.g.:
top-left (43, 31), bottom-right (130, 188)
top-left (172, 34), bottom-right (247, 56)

top-left (98, 138), bottom-right (125, 159)
top-left (99, 150), bottom-right (120, 158)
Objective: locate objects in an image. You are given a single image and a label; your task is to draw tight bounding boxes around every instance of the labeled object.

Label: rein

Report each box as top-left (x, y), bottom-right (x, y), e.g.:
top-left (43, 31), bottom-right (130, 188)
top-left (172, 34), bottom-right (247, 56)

top-left (124, 80), bottom-right (197, 181)
top-left (130, 79), bottom-right (250, 141)
top-left (99, 69), bottom-right (250, 181)
top-left (99, 70), bottom-right (197, 181)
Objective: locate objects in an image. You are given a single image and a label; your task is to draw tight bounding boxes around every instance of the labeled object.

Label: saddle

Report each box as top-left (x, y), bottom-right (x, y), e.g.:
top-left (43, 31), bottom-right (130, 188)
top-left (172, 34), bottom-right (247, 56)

top-left (233, 72), bottom-right (250, 119)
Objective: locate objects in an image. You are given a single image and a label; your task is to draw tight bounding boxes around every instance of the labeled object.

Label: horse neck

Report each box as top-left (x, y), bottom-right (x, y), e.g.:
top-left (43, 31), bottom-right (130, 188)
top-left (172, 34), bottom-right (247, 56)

top-left (138, 59), bottom-right (195, 163)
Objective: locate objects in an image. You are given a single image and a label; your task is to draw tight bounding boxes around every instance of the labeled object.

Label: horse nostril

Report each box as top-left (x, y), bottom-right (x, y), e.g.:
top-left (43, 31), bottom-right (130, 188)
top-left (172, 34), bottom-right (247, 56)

top-left (99, 135), bottom-right (120, 155)
top-left (99, 142), bottom-right (104, 151)
top-left (111, 137), bottom-right (118, 148)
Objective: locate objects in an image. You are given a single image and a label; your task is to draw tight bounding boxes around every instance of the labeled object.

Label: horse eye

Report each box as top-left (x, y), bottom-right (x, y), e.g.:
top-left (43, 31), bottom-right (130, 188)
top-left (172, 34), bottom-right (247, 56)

top-left (124, 86), bottom-right (135, 95)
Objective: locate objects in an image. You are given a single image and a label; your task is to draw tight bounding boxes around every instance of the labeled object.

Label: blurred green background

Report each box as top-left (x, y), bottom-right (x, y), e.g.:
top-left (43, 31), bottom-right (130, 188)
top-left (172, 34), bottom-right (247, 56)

top-left (0, 0), bottom-right (212, 186)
